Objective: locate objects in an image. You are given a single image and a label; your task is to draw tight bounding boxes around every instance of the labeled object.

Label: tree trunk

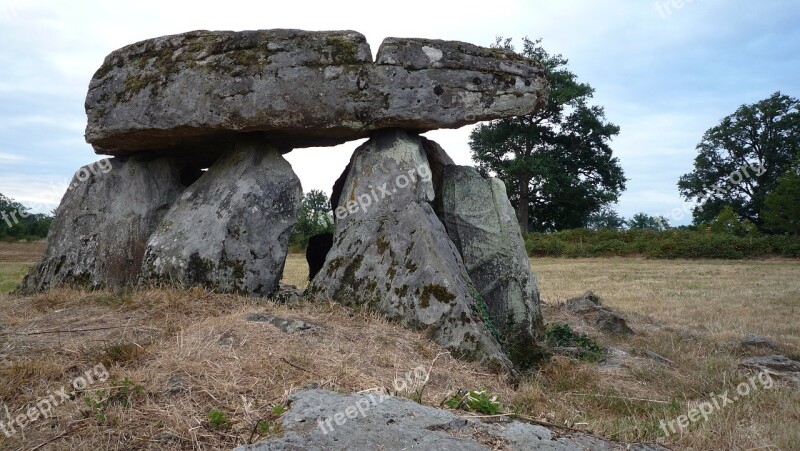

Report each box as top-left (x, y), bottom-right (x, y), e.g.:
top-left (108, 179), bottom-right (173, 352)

top-left (517, 177), bottom-right (530, 234)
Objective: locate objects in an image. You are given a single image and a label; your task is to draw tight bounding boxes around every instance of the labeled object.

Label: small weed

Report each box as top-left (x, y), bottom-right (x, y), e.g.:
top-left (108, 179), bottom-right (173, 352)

top-left (271, 404), bottom-right (286, 416)
top-left (445, 390), bottom-right (502, 415)
top-left (545, 323), bottom-right (604, 361)
top-left (208, 409), bottom-right (230, 430)
top-left (83, 378), bottom-right (143, 422)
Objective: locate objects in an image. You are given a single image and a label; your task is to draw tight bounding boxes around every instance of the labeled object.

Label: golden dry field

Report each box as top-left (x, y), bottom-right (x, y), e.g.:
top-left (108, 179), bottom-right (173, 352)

top-left (0, 245), bottom-right (798, 450)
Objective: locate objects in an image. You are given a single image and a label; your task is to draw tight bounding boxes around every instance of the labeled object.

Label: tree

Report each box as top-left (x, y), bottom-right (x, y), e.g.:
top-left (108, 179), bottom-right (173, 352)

top-left (762, 156), bottom-right (800, 235)
top-left (289, 190), bottom-right (334, 248)
top-left (678, 92), bottom-right (800, 229)
top-left (586, 207), bottom-right (625, 230)
top-left (626, 213), bottom-right (670, 231)
top-left (709, 205), bottom-right (758, 236)
top-left (470, 38), bottom-right (626, 233)
top-left (0, 193), bottom-right (52, 240)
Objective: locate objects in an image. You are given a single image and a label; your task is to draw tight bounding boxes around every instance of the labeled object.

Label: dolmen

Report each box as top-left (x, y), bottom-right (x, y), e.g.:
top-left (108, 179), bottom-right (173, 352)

top-left (19, 29), bottom-right (550, 371)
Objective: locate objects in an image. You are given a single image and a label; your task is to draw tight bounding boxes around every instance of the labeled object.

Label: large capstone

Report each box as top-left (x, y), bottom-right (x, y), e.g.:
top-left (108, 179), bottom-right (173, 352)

top-left (141, 136), bottom-right (301, 295)
top-left (85, 29), bottom-right (547, 160)
top-left (436, 165), bottom-right (545, 367)
top-left (308, 129), bottom-right (511, 370)
top-left (18, 157), bottom-right (186, 293)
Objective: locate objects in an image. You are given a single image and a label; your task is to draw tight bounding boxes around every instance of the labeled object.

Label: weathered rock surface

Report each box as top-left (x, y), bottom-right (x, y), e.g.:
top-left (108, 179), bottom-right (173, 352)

top-left (18, 157), bottom-right (186, 293)
top-left (565, 291), bottom-right (601, 314)
top-left (234, 389), bottom-right (668, 451)
top-left (740, 333), bottom-right (778, 350)
top-left (142, 136), bottom-right (301, 295)
top-left (246, 313), bottom-right (320, 334)
top-left (740, 355), bottom-right (800, 386)
top-left (85, 29), bottom-right (547, 159)
top-left (436, 164), bottom-right (545, 367)
top-left (308, 130), bottom-right (510, 370)
top-left (564, 291), bottom-right (633, 336)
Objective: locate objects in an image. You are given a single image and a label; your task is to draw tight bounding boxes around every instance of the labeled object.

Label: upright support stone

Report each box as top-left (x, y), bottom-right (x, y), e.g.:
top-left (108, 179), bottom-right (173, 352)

top-left (18, 157), bottom-right (186, 293)
top-left (308, 130), bottom-right (511, 370)
top-left (436, 165), bottom-right (545, 367)
top-left (142, 136), bottom-right (302, 296)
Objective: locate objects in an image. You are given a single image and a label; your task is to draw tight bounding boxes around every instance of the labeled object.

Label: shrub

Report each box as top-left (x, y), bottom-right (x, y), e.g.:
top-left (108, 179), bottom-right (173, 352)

top-left (525, 228), bottom-right (800, 259)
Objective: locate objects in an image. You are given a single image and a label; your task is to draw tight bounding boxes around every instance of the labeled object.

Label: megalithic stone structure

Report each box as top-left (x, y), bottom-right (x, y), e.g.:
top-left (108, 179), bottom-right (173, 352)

top-left (22, 29), bottom-right (550, 370)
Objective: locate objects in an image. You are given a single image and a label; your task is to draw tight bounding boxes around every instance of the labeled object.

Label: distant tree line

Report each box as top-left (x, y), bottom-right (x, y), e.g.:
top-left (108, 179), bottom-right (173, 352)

top-left (0, 194), bottom-right (52, 240)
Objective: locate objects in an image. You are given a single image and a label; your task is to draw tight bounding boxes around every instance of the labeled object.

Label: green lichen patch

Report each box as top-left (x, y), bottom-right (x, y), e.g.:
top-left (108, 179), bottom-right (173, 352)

top-left (419, 284), bottom-right (456, 309)
top-left (324, 35), bottom-right (361, 64)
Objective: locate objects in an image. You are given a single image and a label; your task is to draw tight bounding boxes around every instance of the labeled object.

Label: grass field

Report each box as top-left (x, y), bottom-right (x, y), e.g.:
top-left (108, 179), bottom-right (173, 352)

top-left (1, 246), bottom-right (798, 449)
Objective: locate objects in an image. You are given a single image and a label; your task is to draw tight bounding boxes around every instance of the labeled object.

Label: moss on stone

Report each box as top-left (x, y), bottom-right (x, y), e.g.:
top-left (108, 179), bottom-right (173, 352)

top-left (376, 236), bottom-right (390, 255)
top-left (419, 284), bottom-right (456, 309)
top-left (394, 284), bottom-right (408, 297)
top-left (324, 35), bottom-right (361, 64)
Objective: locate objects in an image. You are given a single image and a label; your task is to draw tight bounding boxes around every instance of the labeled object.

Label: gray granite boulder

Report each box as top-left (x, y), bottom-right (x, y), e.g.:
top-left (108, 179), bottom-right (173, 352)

top-left (234, 389), bottom-right (668, 451)
top-left (85, 29), bottom-right (547, 159)
top-left (141, 136), bottom-right (301, 295)
top-left (308, 130), bottom-right (510, 370)
top-left (17, 157), bottom-right (185, 293)
top-left (436, 164), bottom-right (545, 367)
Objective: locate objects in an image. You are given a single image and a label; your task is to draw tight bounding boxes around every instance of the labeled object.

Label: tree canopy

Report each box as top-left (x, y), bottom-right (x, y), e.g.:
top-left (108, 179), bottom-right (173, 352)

top-left (469, 38), bottom-right (626, 233)
top-left (762, 154), bottom-right (800, 235)
top-left (289, 190), bottom-right (334, 249)
top-left (678, 92), bottom-right (800, 229)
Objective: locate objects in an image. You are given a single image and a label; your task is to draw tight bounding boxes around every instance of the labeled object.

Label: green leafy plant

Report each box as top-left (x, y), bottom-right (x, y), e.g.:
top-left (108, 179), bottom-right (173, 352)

top-left (445, 390), bottom-right (502, 415)
top-left (207, 409), bottom-right (230, 430)
top-left (545, 323), bottom-right (603, 360)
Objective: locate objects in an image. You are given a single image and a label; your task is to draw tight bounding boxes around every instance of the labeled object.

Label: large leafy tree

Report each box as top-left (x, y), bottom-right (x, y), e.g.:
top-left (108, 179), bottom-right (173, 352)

top-left (289, 190), bottom-right (334, 248)
top-left (678, 92), bottom-right (800, 229)
top-left (762, 155), bottom-right (800, 235)
top-left (470, 38), bottom-right (626, 233)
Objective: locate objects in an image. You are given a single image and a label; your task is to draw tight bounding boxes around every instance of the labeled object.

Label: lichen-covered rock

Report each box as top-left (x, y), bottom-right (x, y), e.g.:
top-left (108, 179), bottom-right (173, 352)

top-left (84, 29), bottom-right (547, 159)
top-left (141, 136), bottom-right (301, 295)
top-left (17, 157), bottom-right (186, 293)
top-left (437, 164), bottom-right (545, 367)
top-left (234, 389), bottom-right (670, 451)
top-left (308, 130), bottom-right (510, 370)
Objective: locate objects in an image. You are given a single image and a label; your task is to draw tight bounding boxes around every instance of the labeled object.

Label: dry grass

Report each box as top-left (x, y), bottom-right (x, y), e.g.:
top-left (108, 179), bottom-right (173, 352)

top-left (1, 246), bottom-right (798, 450)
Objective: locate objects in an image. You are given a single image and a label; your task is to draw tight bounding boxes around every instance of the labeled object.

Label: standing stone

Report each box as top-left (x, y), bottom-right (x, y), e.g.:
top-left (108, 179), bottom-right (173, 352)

top-left (18, 157), bottom-right (186, 293)
top-left (308, 129), bottom-right (511, 370)
top-left (142, 136), bottom-right (302, 296)
top-left (437, 164), bottom-right (545, 367)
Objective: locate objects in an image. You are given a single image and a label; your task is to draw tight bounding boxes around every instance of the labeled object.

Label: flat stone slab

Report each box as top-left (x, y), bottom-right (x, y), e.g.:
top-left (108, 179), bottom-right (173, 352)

top-left (85, 29), bottom-right (547, 158)
top-left (233, 389), bottom-right (668, 451)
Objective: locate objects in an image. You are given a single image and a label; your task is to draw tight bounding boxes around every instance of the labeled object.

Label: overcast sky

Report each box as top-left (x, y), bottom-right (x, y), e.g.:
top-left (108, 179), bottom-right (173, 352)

top-left (1, 0), bottom-right (798, 225)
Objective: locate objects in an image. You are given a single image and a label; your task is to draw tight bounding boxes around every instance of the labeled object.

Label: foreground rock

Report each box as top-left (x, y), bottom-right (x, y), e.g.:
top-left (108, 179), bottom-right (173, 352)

top-left (436, 164), bottom-right (545, 367)
top-left (234, 389), bottom-right (668, 451)
top-left (308, 130), bottom-right (511, 370)
top-left (565, 291), bottom-right (633, 336)
top-left (85, 29), bottom-right (547, 158)
top-left (740, 355), bottom-right (800, 386)
top-left (740, 334), bottom-right (778, 350)
top-left (18, 157), bottom-right (185, 293)
top-left (142, 136), bottom-right (301, 295)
